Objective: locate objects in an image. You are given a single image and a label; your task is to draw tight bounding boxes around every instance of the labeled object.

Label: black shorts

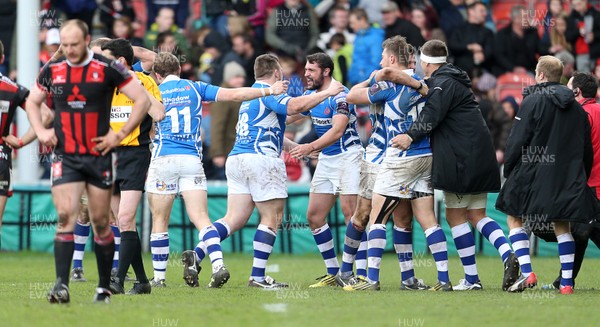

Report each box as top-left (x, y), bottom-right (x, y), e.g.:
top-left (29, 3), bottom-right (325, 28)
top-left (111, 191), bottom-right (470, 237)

top-left (51, 153), bottom-right (113, 189)
top-left (113, 145), bottom-right (151, 194)
top-left (0, 144), bottom-right (12, 197)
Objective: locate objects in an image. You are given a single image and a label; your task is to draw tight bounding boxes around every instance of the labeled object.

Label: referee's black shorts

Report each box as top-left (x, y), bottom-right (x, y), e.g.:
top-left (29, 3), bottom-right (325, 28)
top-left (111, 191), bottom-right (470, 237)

top-left (113, 145), bottom-right (151, 195)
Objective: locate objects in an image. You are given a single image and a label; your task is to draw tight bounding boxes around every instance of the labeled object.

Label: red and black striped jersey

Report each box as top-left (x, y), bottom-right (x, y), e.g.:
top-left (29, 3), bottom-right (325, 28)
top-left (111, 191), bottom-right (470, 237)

top-left (0, 73), bottom-right (29, 144)
top-left (36, 51), bottom-right (132, 155)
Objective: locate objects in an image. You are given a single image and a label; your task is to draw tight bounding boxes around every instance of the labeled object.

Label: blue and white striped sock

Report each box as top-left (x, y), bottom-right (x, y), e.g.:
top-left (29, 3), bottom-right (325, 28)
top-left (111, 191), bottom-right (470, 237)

top-left (356, 231), bottom-right (368, 277)
top-left (312, 224), bottom-right (339, 275)
top-left (451, 222), bottom-right (479, 284)
top-left (200, 226), bottom-right (224, 273)
top-left (194, 219), bottom-right (230, 263)
top-left (509, 227), bottom-right (532, 276)
top-left (340, 219), bottom-right (363, 275)
top-left (393, 226), bottom-right (414, 282)
top-left (73, 221), bottom-right (90, 269)
top-left (476, 217), bottom-right (512, 263)
top-left (557, 233), bottom-right (575, 287)
top-left (111, 224), bottom-right (121, 269)
top-left (250, 224), bottom-right (277, 282)
top-left (425, 226), bottom-right (449, 283)
top-left (151, 232), bottom-right (169, 280)
top-left (367, 224), bottom-right (387, 282)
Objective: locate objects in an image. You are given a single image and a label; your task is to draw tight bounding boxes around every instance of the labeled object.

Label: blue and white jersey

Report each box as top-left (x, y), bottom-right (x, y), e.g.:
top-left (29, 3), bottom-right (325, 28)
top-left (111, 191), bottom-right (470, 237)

top-left (153, 75), bottom-right (220, 158)
top-left (229, 82), bottom-right (292, 158)
top-left (364, 78), bottom-right (387, 164)
top-left (367, 69), bottom-right (430, 159)
top-left (300, 87), bottom-right (361, 156)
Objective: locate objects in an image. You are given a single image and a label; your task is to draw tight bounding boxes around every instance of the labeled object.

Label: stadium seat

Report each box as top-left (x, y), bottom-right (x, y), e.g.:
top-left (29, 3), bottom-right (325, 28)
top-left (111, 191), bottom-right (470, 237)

top-left (491, 0), bottom-right (525, 30)
top-left (496, 71), bottom-right (536, 104)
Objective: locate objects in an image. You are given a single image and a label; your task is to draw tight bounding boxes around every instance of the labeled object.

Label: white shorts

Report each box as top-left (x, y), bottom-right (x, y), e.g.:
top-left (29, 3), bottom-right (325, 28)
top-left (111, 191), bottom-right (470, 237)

top-left (373, 156), bottom-right (433, 199)
top-left (311, 147), bottom-right (363, 195)
top-left (145, 155), bottom-right (207, 194)
top-left (226, 153), bottom-right (287, 202)
top-left (443, 192), bottom-right (487, 209)
top-left (358, 159), bottom-right (380, 200)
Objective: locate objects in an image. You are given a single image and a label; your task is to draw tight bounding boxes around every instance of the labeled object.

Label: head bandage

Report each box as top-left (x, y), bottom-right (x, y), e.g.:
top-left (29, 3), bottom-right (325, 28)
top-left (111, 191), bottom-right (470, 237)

top-left (420, 53), bottom-right (447, 64)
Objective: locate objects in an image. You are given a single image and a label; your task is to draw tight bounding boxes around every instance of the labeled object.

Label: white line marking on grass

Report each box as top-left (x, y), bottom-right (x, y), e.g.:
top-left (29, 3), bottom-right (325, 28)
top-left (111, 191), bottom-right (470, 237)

top-left (263, 303), bottom-right (288, 313)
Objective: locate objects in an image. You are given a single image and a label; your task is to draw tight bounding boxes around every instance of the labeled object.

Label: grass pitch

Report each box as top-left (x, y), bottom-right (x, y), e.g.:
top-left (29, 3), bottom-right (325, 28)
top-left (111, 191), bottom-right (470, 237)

top-left (0, 252), bottom-right (598, 327)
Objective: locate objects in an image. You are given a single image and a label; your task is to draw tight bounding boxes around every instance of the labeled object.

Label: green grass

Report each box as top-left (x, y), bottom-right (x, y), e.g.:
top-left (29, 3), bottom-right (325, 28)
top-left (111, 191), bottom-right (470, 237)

top-left (0, 252), bottom-right (598, 327)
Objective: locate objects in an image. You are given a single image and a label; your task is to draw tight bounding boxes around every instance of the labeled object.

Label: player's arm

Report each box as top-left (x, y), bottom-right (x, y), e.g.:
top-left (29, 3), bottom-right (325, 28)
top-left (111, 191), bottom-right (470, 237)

top-left (346, 75), bottom-right (373, 105)
top-left (132, 46), bottom-right (156, 73)
top-left (283, 136), bottom-right (299, 152)
top-left (146, 90), bottom-right (165, 122)
top-left (93, 77), bottom-right (151, 155)
top-left (286, 113), bottom-right (306, 125)
top-left (375, 67), bottom-right (428, 96)
top-left (216, 80), bottom-right (288, 102)
top-left (289, 114), bottom-right (348, 158)
top-left (9, 103), bottom-right (55, 148)
top-left (25, 85), bottom-right (56, 147)
top-left (285, 80), bottom-right (345, 115)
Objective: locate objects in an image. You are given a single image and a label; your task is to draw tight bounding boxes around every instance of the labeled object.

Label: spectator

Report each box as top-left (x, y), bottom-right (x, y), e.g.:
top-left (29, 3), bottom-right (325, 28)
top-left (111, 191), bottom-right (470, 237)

top-left (53, 0), bottom-right (97, 32)
top-left (357, 0), bottom-right (386, 27)
top-left (411, 5), bottom-right (446, 42)
top-left (39, 28), bottom-right (60, 66)
top-left (146, 0), bottom-right (189, 30)
top-left (156, 31), bottom-right (194, 79)
top-left (204, 0), bottom-right (233, 37)
top-left (232, 0), bottom-right (269, 40)
top-left (448, 1), bottom-right (494, 75)
top-left (220, 33), bottom-right (260, 87)
top-left (209, 62), bottom-right (246, 180)
top-left (548, 13), bottom-right (572, 56)
top-left (348, 8), bottom-right (384, 85)
top-left (316, 5), bottom-right (355, 57)
top-left (227, 15), bottom-right (252, 38)
top-left (381, 1), bottom-right (425, 49)
top-left (280, 56), bottom-right (305, 97)
top-left (144, 7), bottom-right (189, 55)
top-left (0, 0), bottom-right (16, 75)
top-left (541, 0), bottom-right (565, 49)
top-left (265, 0), bottom-right (320, 60)
top-left (329, 33), bottom-right (353, 87)
top-left (500, 96), bottom-right (519, 121)
top-left (99, 0), bottom-right (137, 37)
top-left (493, 5), bottom-right (547, 76)
top-left (198, 30), bottom-right (229, 85)
top-left (112, 16), bottom-right (144, 47)
top-left (432, 0), bottom-right (466, 40)
top-left (555, 50), bottom-right (576, 84)
top-left (566, 0), bottom-right (600, 72)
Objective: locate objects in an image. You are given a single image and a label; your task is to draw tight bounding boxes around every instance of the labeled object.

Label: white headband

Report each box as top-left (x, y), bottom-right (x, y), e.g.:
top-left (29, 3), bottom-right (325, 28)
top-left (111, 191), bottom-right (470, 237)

top-left (420, 53), bottom-right (447, 64)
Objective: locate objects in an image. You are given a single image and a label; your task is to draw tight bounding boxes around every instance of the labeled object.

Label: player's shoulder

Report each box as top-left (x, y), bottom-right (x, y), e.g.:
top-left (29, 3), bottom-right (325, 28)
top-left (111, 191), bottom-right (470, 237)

top-left (135, 71), bottom-right (158, 87)
top-left (368, 80), bottom-right (395, 96)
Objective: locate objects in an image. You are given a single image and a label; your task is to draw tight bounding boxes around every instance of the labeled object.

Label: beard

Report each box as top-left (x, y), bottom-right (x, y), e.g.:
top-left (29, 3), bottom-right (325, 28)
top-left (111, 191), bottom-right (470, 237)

top-left (306, 75), bottom-right (324, 90)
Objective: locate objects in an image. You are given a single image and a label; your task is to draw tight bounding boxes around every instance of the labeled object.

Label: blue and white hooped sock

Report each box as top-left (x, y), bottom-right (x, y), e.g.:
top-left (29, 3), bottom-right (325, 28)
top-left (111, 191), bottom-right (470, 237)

top-left (425, 225), bottom-right (450, 283)
top-left (111, 224), bottom-right (121, 269)
top-left (150, 232), bottom-right (169, 281)
top-left (476, 217), bottom-right (512, 263)
top-left (393, 226), bottom-right (414, 282)
top-left (557, 233), bottom-right (575, 287)
top-left (250, 224), bottom-right (277, 282)
top-left (73, 221), bottom-right (90, 269)
top-left (312, 223), bottom-right (339, 276)
top-left (451, 222), bottom-right (479, 284)
top-left (509, 227), bottom-right (532, 276)
top-left (200, 225), bottom-right (225, 273)
top-left (340, 219), bottom-right (364, 275)
top-left (367, 224), bottom-right (387, 282)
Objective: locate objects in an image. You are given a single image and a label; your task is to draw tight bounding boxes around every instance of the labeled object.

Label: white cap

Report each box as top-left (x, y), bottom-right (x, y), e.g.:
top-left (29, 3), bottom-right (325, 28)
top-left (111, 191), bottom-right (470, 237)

top-left (45, 28), bottom-right (60, 46)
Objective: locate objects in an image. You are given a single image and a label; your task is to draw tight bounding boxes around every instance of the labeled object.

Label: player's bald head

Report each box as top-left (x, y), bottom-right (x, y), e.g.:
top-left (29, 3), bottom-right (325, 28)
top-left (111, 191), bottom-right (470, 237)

top-left (60, 19), bottom-right (89, 40)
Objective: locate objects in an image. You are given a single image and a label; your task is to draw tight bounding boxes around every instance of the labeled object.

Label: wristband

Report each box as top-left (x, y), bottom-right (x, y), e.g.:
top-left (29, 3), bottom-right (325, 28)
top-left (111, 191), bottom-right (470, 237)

top-left (18, 138), bottom-right (24, 148)
top-left (416, 81), bottom-right (423, 91)
top-left (269, 87), bottom-right (274, 96)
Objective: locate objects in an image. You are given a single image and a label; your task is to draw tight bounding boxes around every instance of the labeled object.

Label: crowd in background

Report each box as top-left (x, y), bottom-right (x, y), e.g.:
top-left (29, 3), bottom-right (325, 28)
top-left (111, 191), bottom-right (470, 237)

top-left (2, 0), bottom-right (600, 181)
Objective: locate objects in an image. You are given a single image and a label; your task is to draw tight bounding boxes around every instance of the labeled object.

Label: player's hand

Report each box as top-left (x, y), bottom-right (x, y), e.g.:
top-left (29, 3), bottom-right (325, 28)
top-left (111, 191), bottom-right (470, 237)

top-left (308, 150), bottom-right (320, 159)
top-left (2, 135), bottom-right (23, 149)
top-left (271, 80), bottom-right (289, 95)
top-left (368, 70), bottom-right (378, 81)
top-left (416, 81), bottom-right (429, 96)
top-left (37, 128), bottom-right (57, 148)
top-left (327, 80), bottom-right (345, 96)
top-left (92, 129), bottom-right (121, 156)
top-left (390, 134), bottom-right (412, 150)
top-left (289, 143), bottom-right (315, 159)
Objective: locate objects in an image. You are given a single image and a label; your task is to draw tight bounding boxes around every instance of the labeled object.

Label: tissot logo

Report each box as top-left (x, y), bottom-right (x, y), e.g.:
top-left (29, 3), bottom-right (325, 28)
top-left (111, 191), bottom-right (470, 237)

top-left (67, 85), bottom-right (87, 109)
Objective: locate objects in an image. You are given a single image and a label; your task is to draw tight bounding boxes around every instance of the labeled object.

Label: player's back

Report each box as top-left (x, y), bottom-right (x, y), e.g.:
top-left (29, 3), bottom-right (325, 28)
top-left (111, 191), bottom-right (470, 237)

top-left (364, 96), bottom-right (387, 164)
top-left (303, 88), bottom-right (361, 156)
top-left (0, 74), bottom-right (28, 139)
top-left (230, 81), bottom-right (290, 158)
top-left (154, 76), bottom-right (218, 158)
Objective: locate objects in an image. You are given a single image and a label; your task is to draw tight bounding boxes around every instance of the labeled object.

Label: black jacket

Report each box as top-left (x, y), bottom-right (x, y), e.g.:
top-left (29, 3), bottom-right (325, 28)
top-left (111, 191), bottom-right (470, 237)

top-left (496, 82), bottom-right (599, 223)
top-left (406, 63), bottom-right (500, 194)
top-left (448, 22), bottom-right (494, 74)
top-left (493, 26), bottom-right (546, 76)
top-left (385, 18), bottom-right (425, 49)
top-left (566, 6), bottom-right (600, 59)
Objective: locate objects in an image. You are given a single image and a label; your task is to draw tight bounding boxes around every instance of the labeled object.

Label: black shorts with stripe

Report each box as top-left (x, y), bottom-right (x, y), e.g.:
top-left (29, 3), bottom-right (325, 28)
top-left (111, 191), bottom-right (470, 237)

top-left (51, 153), bottom-right (113, 189)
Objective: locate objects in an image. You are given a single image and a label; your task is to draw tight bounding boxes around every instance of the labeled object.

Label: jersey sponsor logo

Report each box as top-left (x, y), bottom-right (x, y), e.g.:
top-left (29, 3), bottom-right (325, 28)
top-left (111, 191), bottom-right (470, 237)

top-left (52, 161), bottom-right (62, 179)
top-left (102, 170), bottom-right (112, 185)
top-left (66, 85), bottom-right (87, 109)
top-left (163, 95), bottom-right (190, 105)
top-left (161, 87), bottom-right (187, 94)
top-left (311, 117), bottom-right (331, 126)
top-left (110, 106), bottom-right (132, 122)
top-left (369, 81), bottom-right (391, 96)
top-left (0, 100), bottom-right (9, 113)
top-left (155, 180), bottom-right (176, 191)
top-left (324, 107), bottom-right (331, 115)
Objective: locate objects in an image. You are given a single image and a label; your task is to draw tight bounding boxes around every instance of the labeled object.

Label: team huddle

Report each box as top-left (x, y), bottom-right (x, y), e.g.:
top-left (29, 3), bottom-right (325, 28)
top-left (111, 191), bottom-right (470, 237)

top-left (0, 17), bottom-right (594, 303)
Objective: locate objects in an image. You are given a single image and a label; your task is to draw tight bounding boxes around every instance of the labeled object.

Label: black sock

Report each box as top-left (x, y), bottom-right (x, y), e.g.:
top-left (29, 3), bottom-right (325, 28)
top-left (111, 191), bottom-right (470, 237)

top-left (94, 232), bottom-right (115, 289)
top-left (54, 233), bottom-right (75, 287)
top-left (131, 231), bottom-right (149, 284)
top-left (117, 231), bottom-right (137, 285)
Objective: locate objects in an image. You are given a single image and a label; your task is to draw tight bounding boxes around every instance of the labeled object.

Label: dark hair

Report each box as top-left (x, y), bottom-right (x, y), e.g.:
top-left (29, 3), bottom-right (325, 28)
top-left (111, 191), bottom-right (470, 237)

top-left (329, 5), bottom-right (349, 20)
top-left (60, 19), bottom-right (89, 39)
top-left (156, 31), bottom-right (175, 48)
top-left (467, 1), bottom-right (485, 10)
top-left (232, 33), bottom-right (253, 46)
top-left (254, 54), bottom-right (281, 80)
top-left (329, 33), bottom-right (346, 47)
top-left (421, 39), bottom-right (448, 58)
top-left (153, 52), bottom-right (180, 77)
top-left (572, 71), bottom-right (599, 99)
top-left (101, 38), bottom-right (134, 67)
top-left (114, 16), bottom-right (134, 38)
top-left (306, 52), bottom-right (334, 76)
